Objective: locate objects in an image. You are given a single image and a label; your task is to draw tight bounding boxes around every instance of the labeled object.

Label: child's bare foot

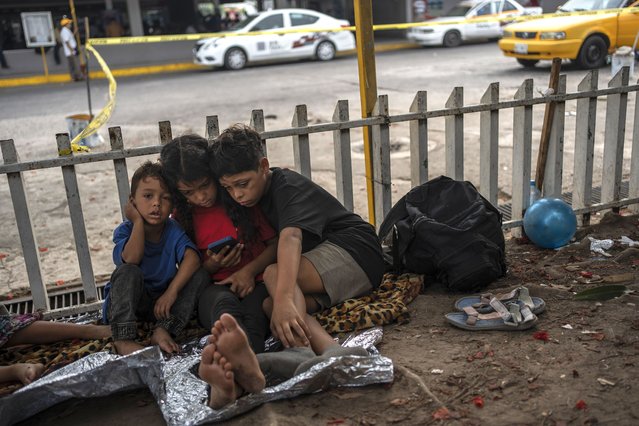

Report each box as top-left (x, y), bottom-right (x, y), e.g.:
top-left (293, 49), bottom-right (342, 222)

top-left (150, 327), bottom-right (179, 353)
top-left (198, 344), bottom-right (237, 409)
top-left (13, 363), bottom-right (45, 385)
top-left (213, 314), bottom-right (265, 393)
top-left (113, 339), bottom-right (145, 355)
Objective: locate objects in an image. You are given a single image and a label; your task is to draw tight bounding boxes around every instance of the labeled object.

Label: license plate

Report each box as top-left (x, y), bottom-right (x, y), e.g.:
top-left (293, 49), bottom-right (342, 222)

top-left (514, 43), bottom-right (528, 54)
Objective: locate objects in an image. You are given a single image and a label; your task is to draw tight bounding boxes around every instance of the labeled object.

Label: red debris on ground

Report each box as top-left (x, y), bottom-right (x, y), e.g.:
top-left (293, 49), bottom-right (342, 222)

top-left (472, 396), bottom-right (484, 408)
top-left (533, 331), bottom-right (550, 341)
top-left (575, 400), bottom-right (588, 410)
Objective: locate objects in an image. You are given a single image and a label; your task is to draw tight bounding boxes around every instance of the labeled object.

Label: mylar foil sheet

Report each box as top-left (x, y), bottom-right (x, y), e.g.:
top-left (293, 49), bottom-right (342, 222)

top-left (0, 327), bottom-right (392, 425)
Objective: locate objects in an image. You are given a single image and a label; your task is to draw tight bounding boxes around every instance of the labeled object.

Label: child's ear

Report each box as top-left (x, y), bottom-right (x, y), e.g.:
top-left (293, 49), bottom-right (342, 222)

top-left (259, 157), bottom-right (269, 173)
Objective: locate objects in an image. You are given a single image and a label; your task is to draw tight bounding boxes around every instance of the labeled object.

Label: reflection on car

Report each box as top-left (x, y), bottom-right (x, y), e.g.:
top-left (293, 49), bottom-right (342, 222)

top-left (193, 8), bottom-right (355, 70)
top-left (407, 0), bottom-right (542, 48)
top-left (499, 0), bottom-right (639, 68)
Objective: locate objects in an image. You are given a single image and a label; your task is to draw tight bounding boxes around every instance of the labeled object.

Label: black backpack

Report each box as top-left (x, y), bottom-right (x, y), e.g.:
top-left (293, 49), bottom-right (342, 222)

top-left (378, 176), bottom-right (506, 292)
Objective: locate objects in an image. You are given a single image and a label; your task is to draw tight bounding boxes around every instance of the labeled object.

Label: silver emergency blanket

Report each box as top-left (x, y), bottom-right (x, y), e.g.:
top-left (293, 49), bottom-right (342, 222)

top-left (0, 327), bottom-right (393, 425)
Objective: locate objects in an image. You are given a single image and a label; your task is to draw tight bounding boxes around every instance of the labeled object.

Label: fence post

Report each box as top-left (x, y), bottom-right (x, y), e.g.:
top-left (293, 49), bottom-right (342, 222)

top-left (409, 91), bottom-right (428, 186)
top-left (159, 121), bottom-right (172, 145)
top-left (543, 74), bottom-right (567, 198)
top-left (572, 70), bottom-right (598, 225)
top-left (109, 127), bottom-right (129, 221)
top-left (445, 87), bottom-right (464, 180)
top-left (601, 67), bottom-right (630, 210)
top-left (372, 95), bottom-right (391, 228)
top-left (332, 100), bottom-right (354, 211)
top-left (0, 139), bottom-right (49, 312)
top-left (56, 133), bottom-right (98, 304)
top-left (292, 105), bottom-right (311, 179)
top-left (511, 79), bottom-right (533, 236)
top-left (480, 82), bottom-right (499, 206)
top-left (250, 109), bottom-right (267, 155)
top-left (206, 115), bottom-right (220, 141)
top-left (629, 78), bottom-right (639, 213)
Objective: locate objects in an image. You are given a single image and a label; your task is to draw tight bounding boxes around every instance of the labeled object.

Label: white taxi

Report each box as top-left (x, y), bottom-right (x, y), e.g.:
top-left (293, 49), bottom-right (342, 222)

top-left (407, 0), bottom-right (542, 47)
top-left (193, 8), bottom-right (355, 70)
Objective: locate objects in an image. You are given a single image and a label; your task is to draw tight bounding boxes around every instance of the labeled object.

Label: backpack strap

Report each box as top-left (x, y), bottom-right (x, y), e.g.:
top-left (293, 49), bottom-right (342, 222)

top-left (378, 193), bottom-right (409, 241)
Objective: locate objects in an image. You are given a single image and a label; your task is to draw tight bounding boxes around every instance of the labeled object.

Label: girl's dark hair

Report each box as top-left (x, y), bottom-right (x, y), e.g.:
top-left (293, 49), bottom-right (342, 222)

top-left (210, 124), bottom-right (264, 177)
top-left (159, 134), bottom-right (256, 242)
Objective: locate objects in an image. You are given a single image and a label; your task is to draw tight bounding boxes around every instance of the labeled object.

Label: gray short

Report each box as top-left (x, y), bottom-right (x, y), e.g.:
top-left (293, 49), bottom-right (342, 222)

top-left (302, 241), bottom-right (372, 311)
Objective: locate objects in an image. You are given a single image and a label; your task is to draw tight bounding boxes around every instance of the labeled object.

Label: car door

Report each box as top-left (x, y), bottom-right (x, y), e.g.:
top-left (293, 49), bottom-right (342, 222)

top-left (616, 1), bottom-right (639, 48)
top-left (467, 1), bottom-right (500, 40)
top-left (247, 12), bottom-right (287, 61)
top-left (284, 11), bottom-right (322, 58)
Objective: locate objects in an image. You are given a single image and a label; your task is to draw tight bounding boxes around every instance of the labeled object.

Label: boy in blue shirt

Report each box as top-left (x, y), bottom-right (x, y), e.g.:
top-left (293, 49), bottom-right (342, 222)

top-left (103, 161), bottom-right (208, 355)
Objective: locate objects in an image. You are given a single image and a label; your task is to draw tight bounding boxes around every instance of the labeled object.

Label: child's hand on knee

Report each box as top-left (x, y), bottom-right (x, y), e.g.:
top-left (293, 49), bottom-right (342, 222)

top-left (154, 290), bottom-right (177, 320)
top-left (215, 268), bottom-right (255, 298)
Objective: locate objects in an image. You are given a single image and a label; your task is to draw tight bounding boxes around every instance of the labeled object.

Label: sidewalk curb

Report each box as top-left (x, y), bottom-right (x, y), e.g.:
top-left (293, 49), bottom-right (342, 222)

top-left (0, 42), bottom-right (420, 89)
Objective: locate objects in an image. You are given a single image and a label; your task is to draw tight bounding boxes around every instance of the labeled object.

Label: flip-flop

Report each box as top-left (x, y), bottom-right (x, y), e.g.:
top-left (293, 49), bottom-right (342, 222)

top-left (445, 298), bottom-right (538, 331)
top-left (454, 286), bottom-right (546, 315)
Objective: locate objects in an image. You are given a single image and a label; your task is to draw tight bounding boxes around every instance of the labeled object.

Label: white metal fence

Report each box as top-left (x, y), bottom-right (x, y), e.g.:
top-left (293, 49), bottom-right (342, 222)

top-left (2, 67), bottom-right (638, 316)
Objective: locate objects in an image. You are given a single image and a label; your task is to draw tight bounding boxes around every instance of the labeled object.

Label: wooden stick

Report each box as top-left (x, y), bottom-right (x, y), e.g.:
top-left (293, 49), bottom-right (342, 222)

top-left (535, 58), bottom-right (562, 192)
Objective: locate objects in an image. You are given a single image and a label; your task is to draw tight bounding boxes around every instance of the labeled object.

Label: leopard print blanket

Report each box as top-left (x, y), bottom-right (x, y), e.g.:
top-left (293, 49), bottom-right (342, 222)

top-left (0, 273), bottom-right (422, 395)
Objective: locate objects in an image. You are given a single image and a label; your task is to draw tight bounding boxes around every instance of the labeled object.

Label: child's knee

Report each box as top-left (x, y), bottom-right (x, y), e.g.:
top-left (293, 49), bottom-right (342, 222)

top-left (262, 264), bottom-right (278, 289)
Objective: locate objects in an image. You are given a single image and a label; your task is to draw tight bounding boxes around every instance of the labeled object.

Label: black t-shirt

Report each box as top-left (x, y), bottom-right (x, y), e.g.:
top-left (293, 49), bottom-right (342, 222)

top-left (259, 168), bottom-right (384, 288)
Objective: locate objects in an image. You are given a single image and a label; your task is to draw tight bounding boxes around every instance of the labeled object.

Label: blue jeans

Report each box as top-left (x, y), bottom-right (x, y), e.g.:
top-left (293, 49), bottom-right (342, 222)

top-left (106, 263), bottom-right (208, 341)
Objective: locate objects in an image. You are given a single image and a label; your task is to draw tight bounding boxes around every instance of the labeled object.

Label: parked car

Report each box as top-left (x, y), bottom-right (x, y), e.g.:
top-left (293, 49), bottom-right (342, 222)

top-left (498, 0), bottom-right (639, 68)
top-left (406, 0), bottom-right (542, 48)
top-left (193, 8), bottom-right (355, 70)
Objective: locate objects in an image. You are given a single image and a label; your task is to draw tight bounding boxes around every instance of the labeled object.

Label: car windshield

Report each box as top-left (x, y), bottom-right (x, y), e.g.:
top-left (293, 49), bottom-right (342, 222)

top-left (557, 0), bottom-right (626, 11)
top-left (445, 5), bottom-right (473, 16)
top-left (229, 14), bottom-right (258, 30)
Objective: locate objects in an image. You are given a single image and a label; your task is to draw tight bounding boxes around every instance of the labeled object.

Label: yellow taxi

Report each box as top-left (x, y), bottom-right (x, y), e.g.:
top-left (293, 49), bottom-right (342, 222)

top-left (498, 0), bottom-right (639, 68)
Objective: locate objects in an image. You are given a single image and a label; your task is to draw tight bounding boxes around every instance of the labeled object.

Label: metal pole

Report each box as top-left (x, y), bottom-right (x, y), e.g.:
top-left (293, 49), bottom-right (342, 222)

top-left (354, 0), bottom-right (378, 225)
top-left (69, 0), bottom-right (86, 69)
top-left (84, 16), bottom-right (93, 118)
top-left (39, 46), bottom-right (50, 81)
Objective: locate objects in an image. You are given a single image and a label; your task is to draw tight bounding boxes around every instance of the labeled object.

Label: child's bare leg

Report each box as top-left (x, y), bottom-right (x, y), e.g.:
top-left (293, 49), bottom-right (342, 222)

top-left (0, 363), bottom-right (45, 385)
top-left (150, 326), bottom-right (180, 353)
top-left (113, 340), bottom-right (145, 355)
top-left (198, 344), bottom-right (238, 409)
top-left (211, 314), bottom-right (265, 393)
top-left (5, 321), bottom-right (111, 347)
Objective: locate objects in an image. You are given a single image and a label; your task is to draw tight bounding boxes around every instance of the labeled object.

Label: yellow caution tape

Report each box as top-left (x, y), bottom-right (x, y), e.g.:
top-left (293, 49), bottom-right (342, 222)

top-left (62, 44), bottom-right (117, 154)
top-left (87, 7), bottom-right (639, 46)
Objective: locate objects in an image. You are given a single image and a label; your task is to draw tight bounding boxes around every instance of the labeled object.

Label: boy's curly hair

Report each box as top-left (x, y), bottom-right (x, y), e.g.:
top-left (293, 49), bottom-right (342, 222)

top-left (210, 124), bottom-right (265, 177)
top-left (130, 161), bottom-right (167, 197)
top-left (159, 134), bottom-right (256, 242)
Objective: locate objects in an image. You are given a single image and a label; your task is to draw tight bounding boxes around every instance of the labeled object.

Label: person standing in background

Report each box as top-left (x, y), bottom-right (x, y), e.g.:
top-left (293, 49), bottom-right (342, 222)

top-left (60, 17), bottom-right (82, 81)
top-left (0, 22), bottom-right (9, 69)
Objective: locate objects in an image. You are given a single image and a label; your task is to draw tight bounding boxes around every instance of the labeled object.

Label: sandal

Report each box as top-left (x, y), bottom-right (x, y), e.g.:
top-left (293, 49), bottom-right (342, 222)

top-left (454, 286), bottom-right (546, 315)
top-left (445, 298), bottom-right (538, 331)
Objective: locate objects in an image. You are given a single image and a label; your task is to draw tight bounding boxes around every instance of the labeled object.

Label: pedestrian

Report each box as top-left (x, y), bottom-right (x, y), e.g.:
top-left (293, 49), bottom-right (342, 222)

top-left (0, 23), bottom-right (9, 69)
top-left (59, 17), bottom-right (82, 81)
top-left (53, 24), bottom-right (62, 65)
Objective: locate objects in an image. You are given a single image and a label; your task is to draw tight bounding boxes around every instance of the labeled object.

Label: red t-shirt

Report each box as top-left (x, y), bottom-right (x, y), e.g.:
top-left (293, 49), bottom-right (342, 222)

top-left (190, 204), bottom-right (275, 281)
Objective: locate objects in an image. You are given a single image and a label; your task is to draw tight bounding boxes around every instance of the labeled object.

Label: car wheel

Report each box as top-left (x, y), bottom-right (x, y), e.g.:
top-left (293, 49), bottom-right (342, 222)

top-left (316, 40), bottom-right (336, 61)
top-left (224, 47), bottom-right (247, 70)
top-left (442, 31), bottom-right (462, 48)
top-left (576, 35), bottom-right (607, 69)
top-left (517, 59), bottom-right (539, 68)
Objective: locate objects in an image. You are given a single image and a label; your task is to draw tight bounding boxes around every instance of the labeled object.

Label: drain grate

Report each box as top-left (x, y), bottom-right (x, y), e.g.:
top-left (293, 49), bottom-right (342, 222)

top-left (3, 284), bottom-right (107, 315)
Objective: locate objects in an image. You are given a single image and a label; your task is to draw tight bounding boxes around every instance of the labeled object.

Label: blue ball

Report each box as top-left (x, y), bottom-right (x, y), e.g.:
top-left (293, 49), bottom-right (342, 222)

top-left (523, 198), bottom-right (577, 249)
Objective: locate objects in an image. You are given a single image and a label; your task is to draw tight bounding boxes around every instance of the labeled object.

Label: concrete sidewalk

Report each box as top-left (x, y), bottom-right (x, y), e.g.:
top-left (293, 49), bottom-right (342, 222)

top-left (0, 37), bottom-right (418, 88)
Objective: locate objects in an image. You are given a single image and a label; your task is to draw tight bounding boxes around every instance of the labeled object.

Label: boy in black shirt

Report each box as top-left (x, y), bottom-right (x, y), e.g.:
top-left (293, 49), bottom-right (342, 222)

top-left (210, 124), bottom-right (384, 353)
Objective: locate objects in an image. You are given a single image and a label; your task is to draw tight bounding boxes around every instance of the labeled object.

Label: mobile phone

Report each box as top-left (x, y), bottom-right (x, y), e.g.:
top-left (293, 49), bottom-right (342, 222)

top-left (207, 236), bottom-right (239, 254)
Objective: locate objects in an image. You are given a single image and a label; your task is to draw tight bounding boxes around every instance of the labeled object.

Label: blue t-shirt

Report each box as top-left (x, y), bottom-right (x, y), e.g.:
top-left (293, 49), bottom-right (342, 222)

top-left (102, 218), bottom-right (197, 322)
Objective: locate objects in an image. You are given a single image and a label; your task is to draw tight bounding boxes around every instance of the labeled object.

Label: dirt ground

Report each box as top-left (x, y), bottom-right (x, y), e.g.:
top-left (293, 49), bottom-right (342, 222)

top-left (13, 211), bottom-right (638, 426)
